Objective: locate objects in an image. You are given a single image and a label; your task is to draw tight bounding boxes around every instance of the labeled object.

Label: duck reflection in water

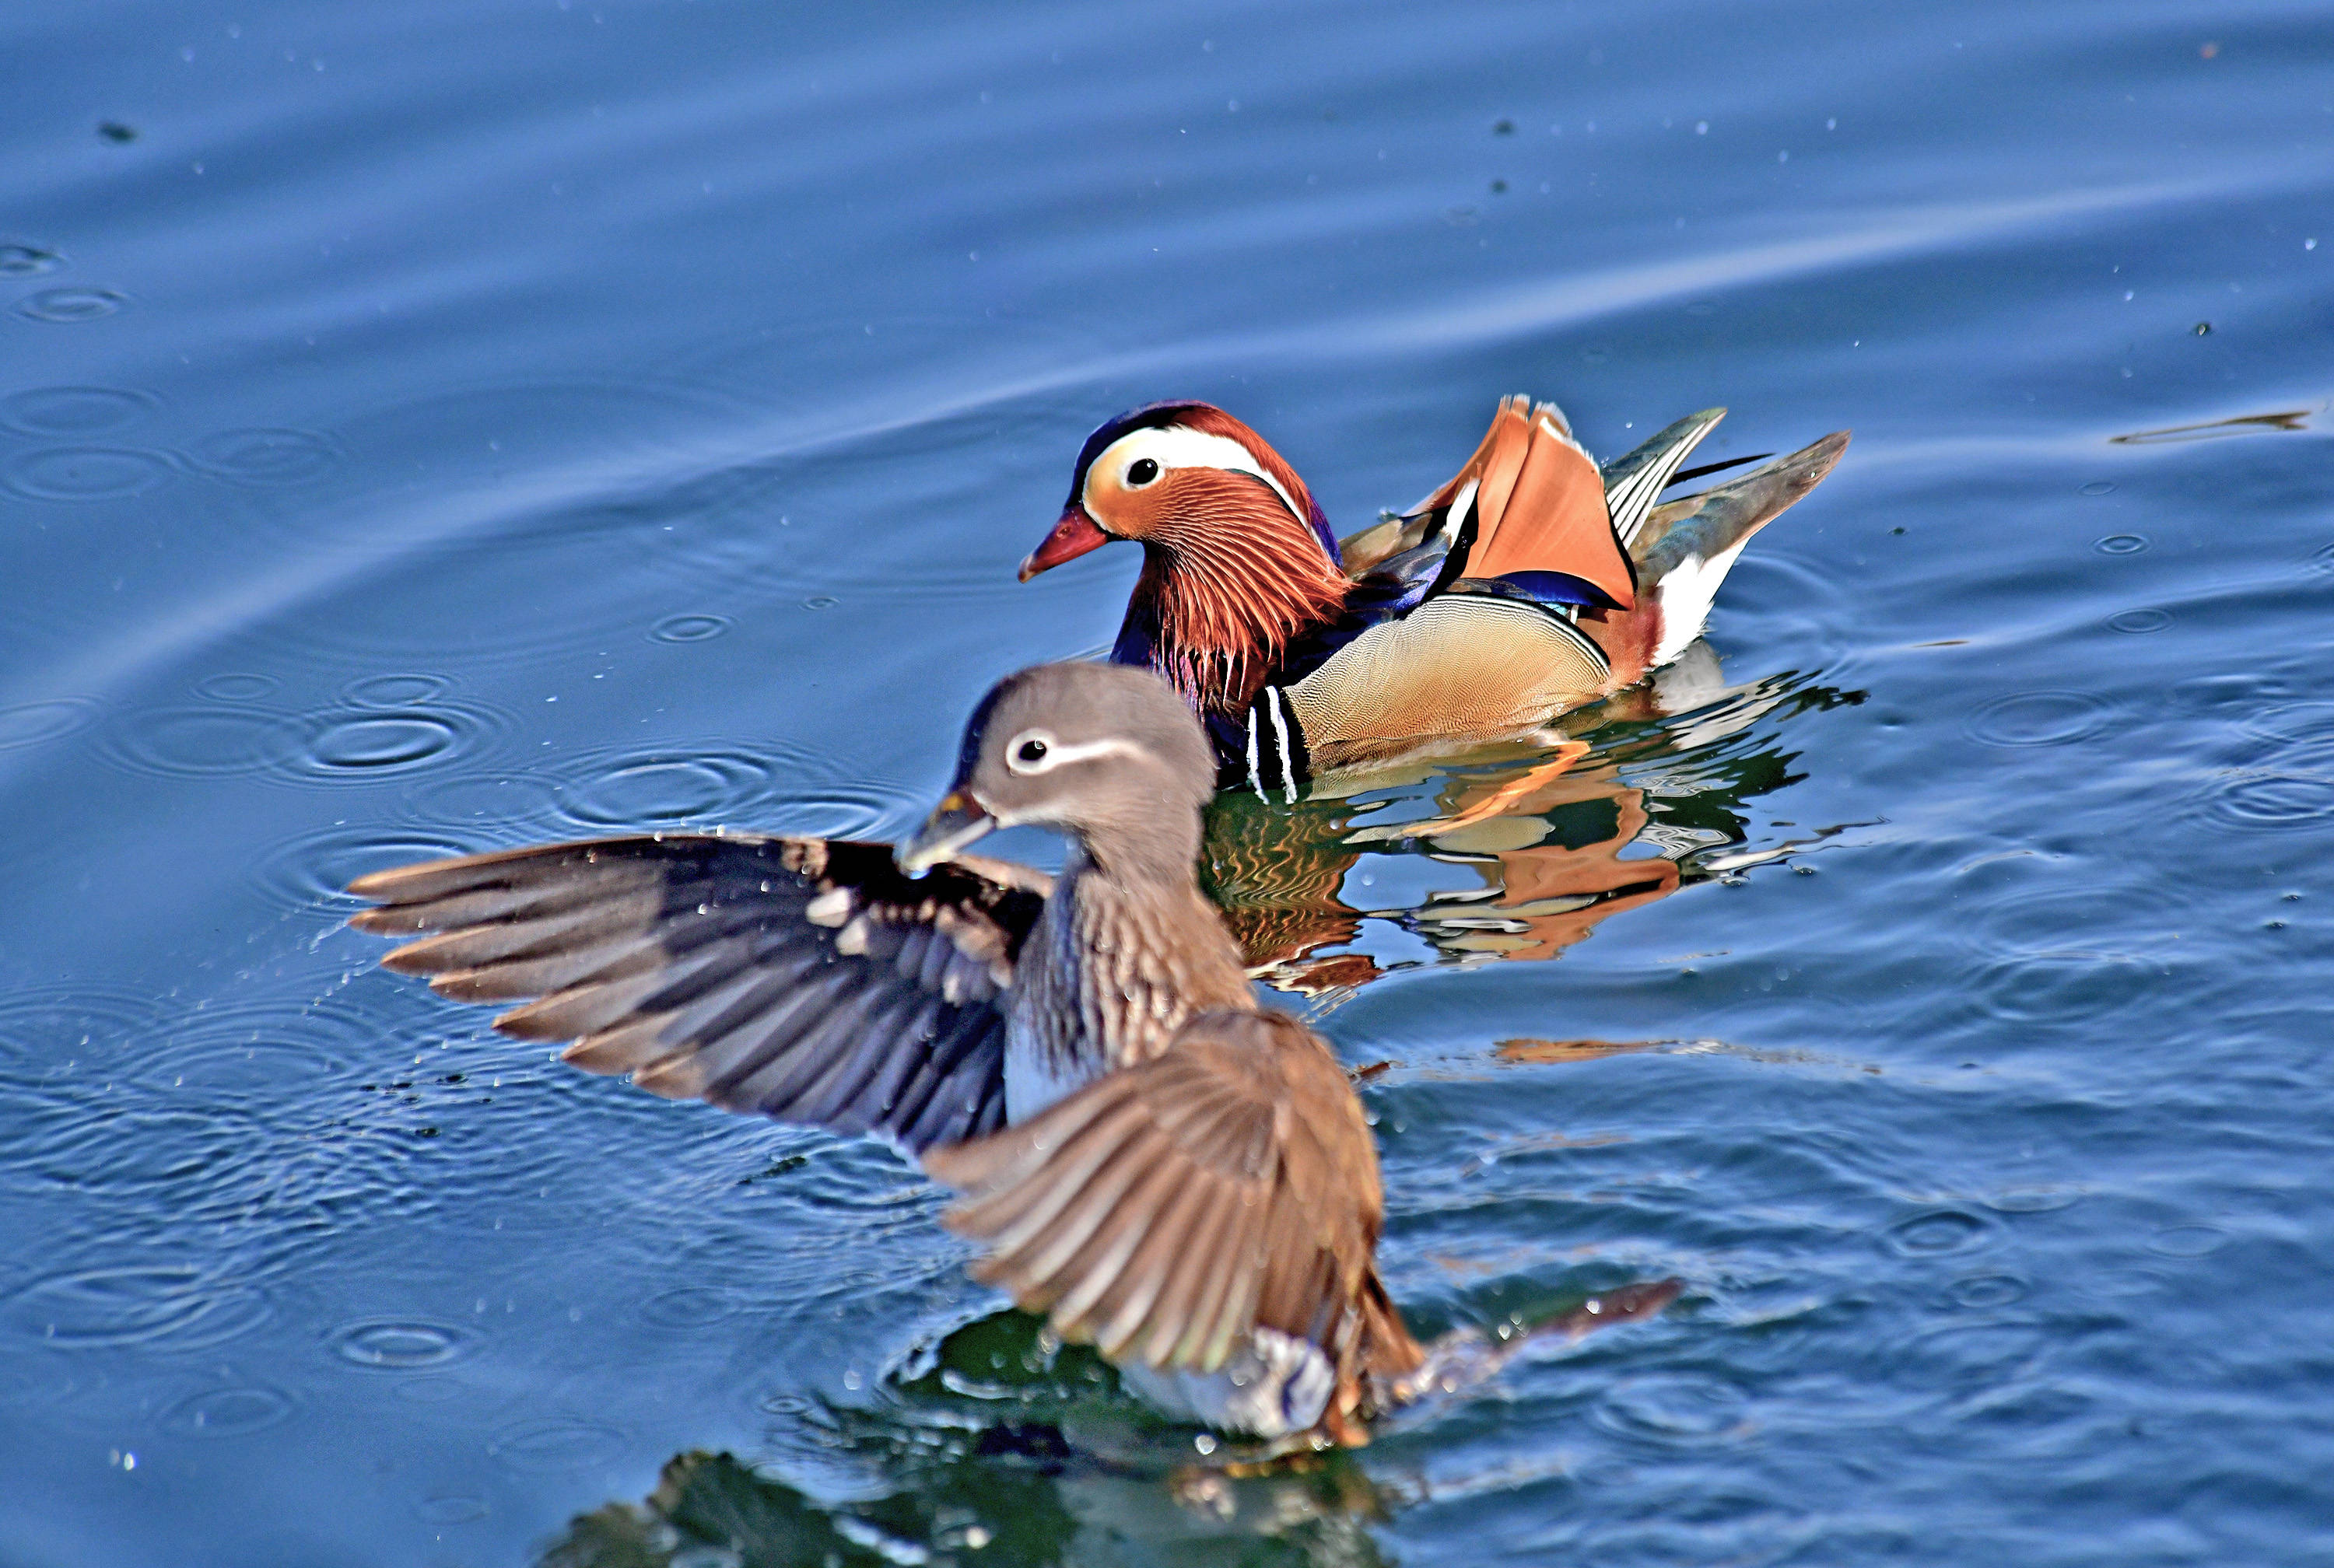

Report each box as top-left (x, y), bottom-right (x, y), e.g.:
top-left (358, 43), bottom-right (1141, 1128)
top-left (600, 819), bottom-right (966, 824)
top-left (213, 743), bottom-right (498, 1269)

top-left (541, 1285), bottom-right (1677, 1568)
top-left (1204, 650), bottom-right (1864, 1001)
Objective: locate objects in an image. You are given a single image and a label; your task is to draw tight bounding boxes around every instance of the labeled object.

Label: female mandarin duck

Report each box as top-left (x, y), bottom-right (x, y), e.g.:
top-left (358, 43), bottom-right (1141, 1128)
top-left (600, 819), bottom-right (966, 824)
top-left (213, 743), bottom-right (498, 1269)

top-left (348, 663), bottom-right (1678, 1446)
top-left (1019, 395), bottom-right (1849, 792)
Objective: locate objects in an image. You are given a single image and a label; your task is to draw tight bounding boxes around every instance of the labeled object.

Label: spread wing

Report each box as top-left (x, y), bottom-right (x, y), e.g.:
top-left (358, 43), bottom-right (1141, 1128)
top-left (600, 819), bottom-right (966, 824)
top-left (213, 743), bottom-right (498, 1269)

top-left (922, 1009), bottom-right (1397, 1375)
top-left (348, 835), bottom-right (1047, 1153)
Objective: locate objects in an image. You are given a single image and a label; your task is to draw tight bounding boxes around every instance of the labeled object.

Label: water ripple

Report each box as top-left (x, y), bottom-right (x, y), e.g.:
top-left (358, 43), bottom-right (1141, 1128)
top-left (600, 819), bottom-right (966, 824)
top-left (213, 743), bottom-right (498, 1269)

top-left (187, 427), bottom-right (344, 486)
top-left (0, 985), bottom-right (173, 1066)
top-left (649, 612), bottom-right (732, 643)
top-left (1884, 1209), bottom-right (1993, 1258)
top-left (401, 770), bottom-right (564, 829)
top-left (765, 778), bottom-right (930, 840)
top-left (2147, 1224), bottom-right (2227, 1258)
top-left (328, 1317), bottom-right (478, 1369)
top-left (0, 696), bottom-right (101, 754)
top-left (7, 1100), bottom-right (273, 1203)
top-left (1594, 1375), bottom-right (1754, 1446)
top-left (1964, 884), bottom-right (2139, 960)
top-left (343, 673), bottom-right (451, 708)
top-left (16, 286), bottom-right (126, 322)
top-left (3, 1262), bottom-right (273, 1352)
top-left (93, 695), bottom-right (513, 786)
top-left (542, 739), bottom-right (844, 831)
top-left (254, 822), bottom-right (486, 915)
top-left (163, 1382), bottom-right (297, 1437)
top-left (286, 694), bottom-right (514, 782)
top-left (488, 1416), bottom-right (627, 1473)
top-left (416, 1494), bottom-right (490, 1524)
top-left (94, 705), bottom-right (310, 779)
top-left (2196, 773), bottom-right (2334, 833)
top-left (0, 240), bottom-right (64, 276)
top-left (1943, 1274), bottom-right (2029, 1310)
top-left (193, 672), bottom-right (279, 703)
top-left (2, 446), bottom-right (174, 501)
top-left (1975, 952), bottom-right (2151, 1023)
top-left (0, 386), bottom-right (160, 437)
top-left (131, 995), bottom-right (377, 1092)
top-left (639, 1285), bottom-right (745, 1328)
top-left (1965, 691), bottom-right (2112, 747)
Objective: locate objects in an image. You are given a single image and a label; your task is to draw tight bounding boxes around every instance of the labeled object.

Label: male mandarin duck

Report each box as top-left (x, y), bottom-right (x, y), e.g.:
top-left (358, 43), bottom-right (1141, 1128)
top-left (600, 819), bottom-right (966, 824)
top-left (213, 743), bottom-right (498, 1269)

top-left (1019, 395), bottom-right (1849, 792)
top-left (347, 662), bottom-right (1680, 1445)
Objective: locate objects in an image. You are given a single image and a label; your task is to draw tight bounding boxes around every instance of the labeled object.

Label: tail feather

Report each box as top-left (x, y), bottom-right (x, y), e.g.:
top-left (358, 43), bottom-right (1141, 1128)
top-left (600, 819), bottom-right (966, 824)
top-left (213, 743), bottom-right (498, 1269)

top-left (1635, 429), bottom-right (1851, 667)
top-left (1600, 407), bottom-right (1726, 550)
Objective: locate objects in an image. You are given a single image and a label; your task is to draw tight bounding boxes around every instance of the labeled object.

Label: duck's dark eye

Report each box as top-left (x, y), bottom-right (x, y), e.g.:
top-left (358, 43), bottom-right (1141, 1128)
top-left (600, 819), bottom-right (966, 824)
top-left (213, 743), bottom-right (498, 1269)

top-left (1126, 457), bottom-right (1159, 486)
top-left (1015, 738), bottom-right (1049, 765)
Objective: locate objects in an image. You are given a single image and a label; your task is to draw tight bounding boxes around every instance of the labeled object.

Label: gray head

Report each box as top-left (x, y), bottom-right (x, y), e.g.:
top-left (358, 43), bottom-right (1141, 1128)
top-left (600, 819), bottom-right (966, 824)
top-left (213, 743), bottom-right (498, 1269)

top-left (898, 663), bottom-right (1214, 881)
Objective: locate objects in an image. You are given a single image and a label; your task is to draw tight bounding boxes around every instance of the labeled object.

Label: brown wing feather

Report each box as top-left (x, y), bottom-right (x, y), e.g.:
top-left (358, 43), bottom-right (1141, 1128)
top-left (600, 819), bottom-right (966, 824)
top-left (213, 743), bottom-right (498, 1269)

top-left (348, 835), bottom-right (1046, 1153)
top-left (923, 1009), bottom-right (1421, 1412)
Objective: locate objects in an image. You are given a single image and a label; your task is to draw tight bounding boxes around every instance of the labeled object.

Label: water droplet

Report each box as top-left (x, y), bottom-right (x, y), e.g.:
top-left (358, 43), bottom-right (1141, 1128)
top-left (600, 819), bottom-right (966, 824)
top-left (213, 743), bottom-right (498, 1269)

top-left (16, 287), bottom-right (127, 323)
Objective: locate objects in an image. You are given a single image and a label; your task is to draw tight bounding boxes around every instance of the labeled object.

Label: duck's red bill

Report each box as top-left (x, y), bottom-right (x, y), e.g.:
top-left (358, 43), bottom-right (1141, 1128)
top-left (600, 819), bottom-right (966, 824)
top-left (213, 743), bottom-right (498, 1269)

top-left (1018, 506), bottom-right (1110, 582)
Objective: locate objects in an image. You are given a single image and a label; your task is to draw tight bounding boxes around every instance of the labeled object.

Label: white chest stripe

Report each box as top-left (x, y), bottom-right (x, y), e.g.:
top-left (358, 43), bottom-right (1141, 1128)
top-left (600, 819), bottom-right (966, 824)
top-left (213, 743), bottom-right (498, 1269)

top-left (1264, 688), bottom-right (1297, 804)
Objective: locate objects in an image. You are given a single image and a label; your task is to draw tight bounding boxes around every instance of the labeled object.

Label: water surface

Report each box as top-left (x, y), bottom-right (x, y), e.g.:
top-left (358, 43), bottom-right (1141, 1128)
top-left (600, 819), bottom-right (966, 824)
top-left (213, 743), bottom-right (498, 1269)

top-left (3, 1), bottom-right (2331, 1563)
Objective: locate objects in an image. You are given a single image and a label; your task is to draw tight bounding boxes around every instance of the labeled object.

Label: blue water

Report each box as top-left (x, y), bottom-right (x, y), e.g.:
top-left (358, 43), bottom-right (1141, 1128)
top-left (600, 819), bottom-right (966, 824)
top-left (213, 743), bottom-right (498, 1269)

top-left (4, 1), bottom-right (2332, 1562)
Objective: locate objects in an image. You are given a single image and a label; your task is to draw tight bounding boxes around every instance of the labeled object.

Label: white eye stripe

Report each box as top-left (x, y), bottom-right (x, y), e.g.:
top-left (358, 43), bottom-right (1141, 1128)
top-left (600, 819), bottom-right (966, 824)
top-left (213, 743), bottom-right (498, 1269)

top-left (1005, 733), bottom-right (1153, 775)
top-left (1085, 426), bottom-right (1304, 523)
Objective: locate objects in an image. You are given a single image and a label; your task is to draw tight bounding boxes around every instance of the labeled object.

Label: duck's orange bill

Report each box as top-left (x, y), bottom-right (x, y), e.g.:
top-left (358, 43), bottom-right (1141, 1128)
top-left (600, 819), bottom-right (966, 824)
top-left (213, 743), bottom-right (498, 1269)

top-left (1018, 505), bottom-right (1111, 583)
